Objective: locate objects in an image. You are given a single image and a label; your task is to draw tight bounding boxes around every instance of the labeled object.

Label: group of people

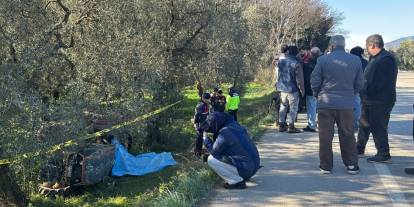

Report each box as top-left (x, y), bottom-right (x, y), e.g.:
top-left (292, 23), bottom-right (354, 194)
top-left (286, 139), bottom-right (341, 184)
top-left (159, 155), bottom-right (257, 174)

top-left (192, 86), bottom-right (260, 189)
top-left (274, 44), bottom-right (322, 133)
top-left (190, 33), bottom-right (400, 190)
top-left (193, 87), bottom-right (240, 157)
top-left (275, 34), bottom-right (398, 174)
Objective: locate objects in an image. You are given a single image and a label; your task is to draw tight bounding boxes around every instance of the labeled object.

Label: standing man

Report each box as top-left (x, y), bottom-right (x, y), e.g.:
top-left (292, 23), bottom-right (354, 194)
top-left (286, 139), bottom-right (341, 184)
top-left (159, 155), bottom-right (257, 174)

top-left (311, 35), bottom-right (364, 174)
top-left (350, 46), bottom-right (368, 70)
top-left (357, 34), bottom-right (398, 163)
top-left (211, 88), bottom-right (226, 112)
top-left (303, 47), bottom-right (322, 132)
top-left (273, 45), bottom-right (289, 81)
top-left (226, 86), bottom-right (240, 122)
top-left (193, 93), bottom-right (211, 158)
top-left (350, 46), bottom-right (369, 131)
top-left (277, 45), bottom-right (305, 133)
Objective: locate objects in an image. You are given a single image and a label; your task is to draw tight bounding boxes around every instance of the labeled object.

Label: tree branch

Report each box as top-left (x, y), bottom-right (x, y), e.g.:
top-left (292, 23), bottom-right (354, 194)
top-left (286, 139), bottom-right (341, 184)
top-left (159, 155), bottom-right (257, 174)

top-left (47, 0), bottom-right (71, 34)
top-left (9, 43), bottom-right (17, 63)
top-left (179, 21), bottom-right (209, 51)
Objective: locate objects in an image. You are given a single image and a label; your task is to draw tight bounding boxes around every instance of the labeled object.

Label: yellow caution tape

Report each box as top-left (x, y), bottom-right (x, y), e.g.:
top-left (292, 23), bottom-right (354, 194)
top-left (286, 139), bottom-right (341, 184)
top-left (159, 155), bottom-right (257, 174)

top-left (0, 100), bottom-right (183, 166)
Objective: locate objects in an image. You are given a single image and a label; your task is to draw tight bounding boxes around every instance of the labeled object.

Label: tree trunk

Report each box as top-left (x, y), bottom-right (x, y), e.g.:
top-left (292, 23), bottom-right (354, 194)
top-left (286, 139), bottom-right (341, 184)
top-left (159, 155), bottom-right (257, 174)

top-left (146, 119), bottom-right (162, 148)
top-left (0, 150), bottom-right (27, 207)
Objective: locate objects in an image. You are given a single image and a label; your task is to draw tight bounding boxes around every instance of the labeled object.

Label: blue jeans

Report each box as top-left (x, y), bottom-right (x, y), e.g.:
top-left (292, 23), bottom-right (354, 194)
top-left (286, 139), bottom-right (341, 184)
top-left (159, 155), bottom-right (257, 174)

top-left (306, 96), bottom-right (317, 129)
top-left (353, 95), bottom-right (361, 130)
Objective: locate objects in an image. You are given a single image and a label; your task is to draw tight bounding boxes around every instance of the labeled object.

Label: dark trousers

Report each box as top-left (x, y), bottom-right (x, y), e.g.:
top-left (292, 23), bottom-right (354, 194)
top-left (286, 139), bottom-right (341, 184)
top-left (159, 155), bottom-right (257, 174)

top-left (270, 94), bottom-right (281, 125)
top-left (229, 109), bottom-right (238, 122)
top-left (357, 103), bottom-right (394, 156)
top-left (195, 129), bottom-right (203, 153)
top-left (318, 109), bottom-right (358, 170)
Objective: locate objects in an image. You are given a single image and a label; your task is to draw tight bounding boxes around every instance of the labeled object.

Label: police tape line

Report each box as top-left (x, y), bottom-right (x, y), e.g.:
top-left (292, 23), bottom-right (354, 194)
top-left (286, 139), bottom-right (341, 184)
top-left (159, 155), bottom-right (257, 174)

top-left (0, 100), bottom-right (183, 166)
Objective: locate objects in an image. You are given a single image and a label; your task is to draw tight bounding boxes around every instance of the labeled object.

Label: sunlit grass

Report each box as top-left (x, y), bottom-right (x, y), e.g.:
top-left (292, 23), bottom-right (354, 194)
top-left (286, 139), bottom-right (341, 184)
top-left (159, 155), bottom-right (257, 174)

top-left (150, 166), bottom-right (218, 207)
top-left (30, 82), bottom-right (274, 207)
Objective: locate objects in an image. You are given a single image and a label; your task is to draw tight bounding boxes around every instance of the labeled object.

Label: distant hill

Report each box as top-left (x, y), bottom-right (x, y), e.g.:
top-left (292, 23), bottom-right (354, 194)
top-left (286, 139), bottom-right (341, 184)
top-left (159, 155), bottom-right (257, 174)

top-left (385, 36), bottom-right (414, 49)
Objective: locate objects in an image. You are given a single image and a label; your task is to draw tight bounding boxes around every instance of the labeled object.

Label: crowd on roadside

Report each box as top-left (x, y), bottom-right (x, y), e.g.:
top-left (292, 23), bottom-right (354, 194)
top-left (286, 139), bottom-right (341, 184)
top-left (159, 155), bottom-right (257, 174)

top-left (190, 33), bottom-right (414, 191)
top-left (274, 34), bottom-right (399, 175)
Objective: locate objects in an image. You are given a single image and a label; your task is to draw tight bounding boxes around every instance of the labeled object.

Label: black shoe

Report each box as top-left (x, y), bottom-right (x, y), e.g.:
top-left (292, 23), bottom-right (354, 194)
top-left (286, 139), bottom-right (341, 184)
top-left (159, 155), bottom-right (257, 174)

top-left (194, 151), bottom-right (202, 159)
top-left (202, 153), bottom-right (209, 163)
top-left (319, 166), bottom-right (331, 174)
top-left (367, 154), bottom-right (391, 163)
top-left (357, 148), bottom-right (365, 157)
top-left (279, 123), bottom-right (287, 132)
top-left (303, 126), bottom-right (317, 132)
top-left (346, 165), bottom-right (360, 175)
top-left (405, 167), bottom-right (414, 175)
top-left (288, 124), bottom-right (302, 133)
top-left (223, 181), bottom-right (246, 189)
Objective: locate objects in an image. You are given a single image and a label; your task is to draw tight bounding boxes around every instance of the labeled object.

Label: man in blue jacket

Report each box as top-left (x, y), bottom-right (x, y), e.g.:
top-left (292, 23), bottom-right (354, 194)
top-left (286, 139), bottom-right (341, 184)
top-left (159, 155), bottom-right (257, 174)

top-left (200, 112), bottom-right (260, 189)
top-left (276, 45), bottom-right (305, 133)
top-left (311, 35), bottom-right (364, 174)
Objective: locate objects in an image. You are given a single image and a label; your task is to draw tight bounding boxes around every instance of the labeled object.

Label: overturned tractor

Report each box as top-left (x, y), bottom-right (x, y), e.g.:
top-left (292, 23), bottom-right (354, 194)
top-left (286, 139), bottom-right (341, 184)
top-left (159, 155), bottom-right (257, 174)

top-left (39, 143), bottom-right (115, 197)
top-left (38, 119), bottom-right (132, 197)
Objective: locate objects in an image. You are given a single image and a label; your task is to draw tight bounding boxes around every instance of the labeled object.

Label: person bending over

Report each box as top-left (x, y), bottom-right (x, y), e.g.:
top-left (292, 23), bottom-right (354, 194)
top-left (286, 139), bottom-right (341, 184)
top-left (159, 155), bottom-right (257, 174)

top-left (200, 112), bottom-right (260, 189)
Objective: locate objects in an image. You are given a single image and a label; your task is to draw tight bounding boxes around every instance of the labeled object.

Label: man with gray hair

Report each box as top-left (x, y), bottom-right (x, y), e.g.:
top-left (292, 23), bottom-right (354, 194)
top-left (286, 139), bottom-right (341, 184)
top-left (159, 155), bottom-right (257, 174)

top-left (311, 35), bottom-right (364, 174)
top-left (357, 34), bottom-right (398, 163)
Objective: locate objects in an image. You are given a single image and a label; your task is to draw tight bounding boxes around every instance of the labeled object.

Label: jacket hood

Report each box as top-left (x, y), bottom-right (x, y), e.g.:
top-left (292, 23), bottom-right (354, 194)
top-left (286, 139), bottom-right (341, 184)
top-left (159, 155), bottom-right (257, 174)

top-left (200, 112), bottom-right (234, 134)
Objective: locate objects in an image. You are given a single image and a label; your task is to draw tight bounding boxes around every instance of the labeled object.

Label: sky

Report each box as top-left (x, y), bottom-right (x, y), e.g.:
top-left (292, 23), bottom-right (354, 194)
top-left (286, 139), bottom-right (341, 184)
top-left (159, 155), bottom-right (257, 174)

top-left (323, 0), bottom-right (414, 49)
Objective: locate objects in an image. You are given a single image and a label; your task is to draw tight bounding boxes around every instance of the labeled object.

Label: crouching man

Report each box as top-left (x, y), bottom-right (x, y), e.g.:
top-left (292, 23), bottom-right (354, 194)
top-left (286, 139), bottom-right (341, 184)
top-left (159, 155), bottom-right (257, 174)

top-left (200, 112), bottom-right (260, 189)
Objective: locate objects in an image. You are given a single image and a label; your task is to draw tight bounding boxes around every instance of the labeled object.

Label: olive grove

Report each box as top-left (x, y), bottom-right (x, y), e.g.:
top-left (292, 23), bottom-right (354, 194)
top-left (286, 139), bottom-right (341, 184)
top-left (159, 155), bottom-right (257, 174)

top-left (0, 0), bottom-right (342, 205)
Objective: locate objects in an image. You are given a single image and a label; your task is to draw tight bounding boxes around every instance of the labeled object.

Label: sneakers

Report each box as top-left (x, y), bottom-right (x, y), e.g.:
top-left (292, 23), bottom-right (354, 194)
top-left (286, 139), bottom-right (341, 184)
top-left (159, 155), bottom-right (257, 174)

top-left (320, 166), bottom-right (360, 174)
top-left (279, 122), bottom-right (287, 132)
top-left (279, 123), bottom-right (302, 133)
top-left (288, 124), bottom-right (302, 133)
top-left (319, 166), bottom-right (331, 174)
top-left (346, 165), bottom-right (360, 175)
top-left (223, 181), bottom-right (246, 189)
top-left (367, 154), bottom-right (391, 163)
top-left (303, 126), bottom-right (317, 132)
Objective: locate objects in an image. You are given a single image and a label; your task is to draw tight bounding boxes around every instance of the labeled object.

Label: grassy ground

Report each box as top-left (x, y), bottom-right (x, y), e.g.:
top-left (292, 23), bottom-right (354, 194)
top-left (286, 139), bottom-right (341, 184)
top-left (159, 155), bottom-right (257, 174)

top-left (29, 82), bottom-right (274, 207)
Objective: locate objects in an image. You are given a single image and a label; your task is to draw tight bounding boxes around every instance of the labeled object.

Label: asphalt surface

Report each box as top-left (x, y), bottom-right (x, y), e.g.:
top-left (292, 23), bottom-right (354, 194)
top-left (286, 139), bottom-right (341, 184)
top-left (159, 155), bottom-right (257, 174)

top-left (205, 72), bottom-right (414, 207)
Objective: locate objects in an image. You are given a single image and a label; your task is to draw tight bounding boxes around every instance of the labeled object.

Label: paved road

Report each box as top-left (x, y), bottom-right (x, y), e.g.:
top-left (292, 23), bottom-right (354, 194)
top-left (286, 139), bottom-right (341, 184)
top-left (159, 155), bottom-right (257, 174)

top-left (206, 72), bottom-right (414, 207)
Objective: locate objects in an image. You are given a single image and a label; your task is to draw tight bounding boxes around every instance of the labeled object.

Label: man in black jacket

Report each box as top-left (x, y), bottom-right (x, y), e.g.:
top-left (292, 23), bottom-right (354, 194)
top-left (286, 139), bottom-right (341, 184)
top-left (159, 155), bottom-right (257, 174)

top-left (303, 47), bottom-right (321, 132)
top-left (356, 34), bottom-right (398, 163)
top-left (211, 88), bottom-right (226, 112)
top-left (193, 93), bottom-right (211, 157)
